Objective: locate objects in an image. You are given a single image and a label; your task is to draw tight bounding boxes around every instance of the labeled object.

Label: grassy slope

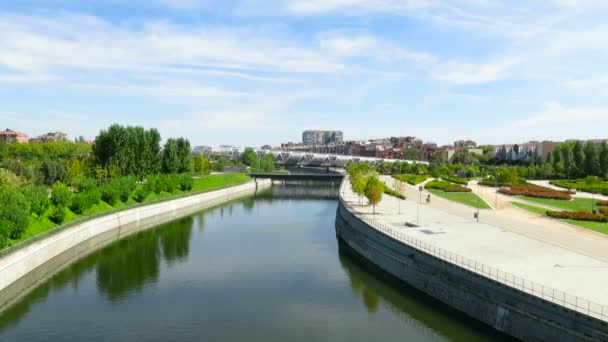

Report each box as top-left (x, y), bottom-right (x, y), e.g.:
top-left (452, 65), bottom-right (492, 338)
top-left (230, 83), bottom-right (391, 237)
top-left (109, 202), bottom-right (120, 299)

top-left (510, 201), bottom-right (608, 235)
top-left (427, 189), bottom-right (491, 209)
top-left (10, 174), bottom-right (251, 246)
top-left (517, 196), bottom-right (596, 212)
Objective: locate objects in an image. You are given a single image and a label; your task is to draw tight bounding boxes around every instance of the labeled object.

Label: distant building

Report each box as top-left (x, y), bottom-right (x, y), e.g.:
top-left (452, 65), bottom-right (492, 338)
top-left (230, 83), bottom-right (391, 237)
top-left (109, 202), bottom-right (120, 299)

top-left (454, 140), bottom-right (477, 149)
top-left (0, 128), bottom-right (29, 144)
top-left (302, 130), bottom-right (343, 145)
top-left (260, 145), bottom-right (272, 150)
top-left (30, 132), bottom-right (68, 143)
top-left (192, 145), bottom-right (213, 156)
top-left (493, 141), bottom-right (558, 162)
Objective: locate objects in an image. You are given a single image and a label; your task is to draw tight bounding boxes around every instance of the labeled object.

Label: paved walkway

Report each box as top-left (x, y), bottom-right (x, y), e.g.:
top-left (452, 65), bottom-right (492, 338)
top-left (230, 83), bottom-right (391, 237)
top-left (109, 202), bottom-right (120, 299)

top-left (344, 176), bottom-right (608, 311)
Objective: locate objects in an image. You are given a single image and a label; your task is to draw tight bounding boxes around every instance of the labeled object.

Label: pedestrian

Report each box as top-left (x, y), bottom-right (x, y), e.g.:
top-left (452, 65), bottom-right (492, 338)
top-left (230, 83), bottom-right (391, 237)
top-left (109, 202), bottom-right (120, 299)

top-left (426, 194), bottom-right (431, 205)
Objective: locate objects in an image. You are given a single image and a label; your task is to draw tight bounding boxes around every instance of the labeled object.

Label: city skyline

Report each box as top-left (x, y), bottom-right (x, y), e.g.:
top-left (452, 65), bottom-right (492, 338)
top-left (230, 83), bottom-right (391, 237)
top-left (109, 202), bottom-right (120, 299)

top-left (1, 1), bottom-right (608, 146)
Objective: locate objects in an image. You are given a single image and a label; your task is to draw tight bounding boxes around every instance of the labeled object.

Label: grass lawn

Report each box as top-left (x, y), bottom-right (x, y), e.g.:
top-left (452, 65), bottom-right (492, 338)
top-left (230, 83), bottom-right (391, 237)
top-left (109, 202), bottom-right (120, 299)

top-left (510, 202), bottom-right (608, 235)
top-left (6, 174), bottom-right (251, 248)
top-left (517, 196), bottom-right (596, 212)
top-left (428, 189), bottom-right (491, 209)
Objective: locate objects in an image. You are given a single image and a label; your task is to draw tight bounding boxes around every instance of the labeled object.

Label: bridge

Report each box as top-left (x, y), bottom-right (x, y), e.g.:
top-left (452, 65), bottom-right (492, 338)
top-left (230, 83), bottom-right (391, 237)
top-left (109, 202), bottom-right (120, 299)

top-left (258, 150), bottom-right (427, 168)
top-left (250, 172), bottom-right (344, 181)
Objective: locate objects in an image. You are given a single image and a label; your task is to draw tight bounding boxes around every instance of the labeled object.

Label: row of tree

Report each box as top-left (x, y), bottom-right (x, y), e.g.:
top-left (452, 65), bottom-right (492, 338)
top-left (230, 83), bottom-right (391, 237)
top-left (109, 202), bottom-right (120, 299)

top-left (548, 141), bottom-right (608, 179)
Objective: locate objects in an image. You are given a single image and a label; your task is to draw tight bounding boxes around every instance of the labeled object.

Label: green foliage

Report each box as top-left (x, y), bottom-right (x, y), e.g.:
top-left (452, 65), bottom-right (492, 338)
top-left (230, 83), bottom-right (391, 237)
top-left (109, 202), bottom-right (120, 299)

top-left (0, 190), bottom-right (30, 242)
top-left (583, 142), bottom-right (601, 177)
top-left (145, 174), bottom-right (179, 194)
top-left (425, 180), bottom-right (471, 192)
top-left (442, 176), bottom-right (469, 185)
top-left (40, 159), bottom-right (69, 185)
top-left (0, 168), bottom-right (25, 191)
top-left (193, 155), bottom-right (211, 175)
top-left (133, 187), bottom-right (149, 203)
top-left (50, 205), bottom-right (67, 224)
top-left (23, 186), bottom-right (50, 217)
top-left (51, 182), bottom-right (72, 207)
top-left (93, 124), bottom-right (162, 176)
top-left (101, 183), bottom-right (120, 205)
top-left (364, 176), bottom-right (383, 213)
top-left (162, 137), bottom-right (191, 174)
top-left (550, 179), bottom-right (608, 195)
top-left (178, 174), bottom-right (193, 192)
top-left (2, 141), bottom-right (91, 161)
top-left (241, 147), bottom-right (258, 167)
top-left (382, 183), bottom-right (406, 199)
top-left (114, 176), bottom-right (137, 202)
top-left (600, 142), bottom-right (608, 177)
top-left (392, 174), bottom-right (429, 185)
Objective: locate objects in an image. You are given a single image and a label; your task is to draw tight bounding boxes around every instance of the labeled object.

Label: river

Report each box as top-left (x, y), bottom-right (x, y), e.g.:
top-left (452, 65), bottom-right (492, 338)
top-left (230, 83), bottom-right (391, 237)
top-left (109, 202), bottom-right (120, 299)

top-left (0, 181), bottom-right (509, 341)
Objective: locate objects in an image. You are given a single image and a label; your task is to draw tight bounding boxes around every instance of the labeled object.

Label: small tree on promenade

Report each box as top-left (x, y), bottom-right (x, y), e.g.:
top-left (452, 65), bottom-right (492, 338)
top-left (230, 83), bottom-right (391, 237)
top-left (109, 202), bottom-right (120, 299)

top-left (365, 176), bottom-right (383, 215)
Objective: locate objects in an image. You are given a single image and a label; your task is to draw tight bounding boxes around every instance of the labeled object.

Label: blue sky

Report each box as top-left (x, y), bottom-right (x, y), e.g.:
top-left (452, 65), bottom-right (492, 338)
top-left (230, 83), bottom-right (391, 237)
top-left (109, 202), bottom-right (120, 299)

top-left (1, 0), bottom-right (607, 147)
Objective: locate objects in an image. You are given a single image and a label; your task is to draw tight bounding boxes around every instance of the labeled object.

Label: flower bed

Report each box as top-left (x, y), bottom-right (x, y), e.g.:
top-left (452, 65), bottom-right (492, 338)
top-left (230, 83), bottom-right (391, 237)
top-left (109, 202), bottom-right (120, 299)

top-left (546, 210), bottom-right (608, 222)
top-left (425, 180), bottom-right (472, 193)
top-left (597, 200), bottom-right (608, 207)
top-left (498, 184), bottom-right (572, 200)
top-left (600, 207), bottom-right (608, 216)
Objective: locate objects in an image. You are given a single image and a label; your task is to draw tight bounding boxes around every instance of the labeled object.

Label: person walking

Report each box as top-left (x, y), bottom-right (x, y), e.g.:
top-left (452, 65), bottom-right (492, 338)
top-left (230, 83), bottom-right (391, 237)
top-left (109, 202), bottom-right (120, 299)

top-left (426, 194), bottom-right (431, 205)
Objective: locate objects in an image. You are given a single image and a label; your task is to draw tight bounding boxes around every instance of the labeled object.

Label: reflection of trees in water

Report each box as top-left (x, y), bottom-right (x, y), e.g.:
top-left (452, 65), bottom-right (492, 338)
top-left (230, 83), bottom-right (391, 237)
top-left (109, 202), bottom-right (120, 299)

top-left (337, 242), bottom-right (511, 341)
top-left (96, 216), bottom-right (194, 300)
top-left (0, 216), bottom-right (196, 330)
top-left (255, 181), bottom-right (338, 202)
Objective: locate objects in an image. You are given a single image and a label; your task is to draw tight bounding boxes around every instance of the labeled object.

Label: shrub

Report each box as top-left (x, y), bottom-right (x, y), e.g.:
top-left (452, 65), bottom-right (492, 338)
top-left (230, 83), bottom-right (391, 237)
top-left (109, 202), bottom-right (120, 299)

top-left (550, 179), bottom-right (608, 194)
top-left (114, 176), bottom-right (136, 202)
top-left (75, 178), bottom-right (98, 192)
top-left (163, 175), bottom-right (179, 193)
top-left (382, 184), bottom-right (406, 199)
top-left (178, 174), bottom-right (194, 192)
top-left (145, 175), bottom-right (163, 194)
top-left (498, 184), bottom-right (571, 200)
top-left (443, 176), bottom-right (469, 185)
top-left (50, 205), bottom-right (67, 224)
top-left (101, 183), bottom-right (120, 205)
top-left (51, 182), bottom-right (72, 207)
top-left (546, 210), bottom-right (608, 222)
top-left (0, 190), bottom-right (30, 241)
top-left (597, 200), bottom-right (608, 207)
top-left (23, 186), bottom-right (50, 217)
top-left (599, 207), bottom-right (608, 216)
top-left (133, 187), bottom-right (149, 203)
top-left (425, 180), bottom-right (472, 193)
top-left (392, 174), bottom-right (429, 185)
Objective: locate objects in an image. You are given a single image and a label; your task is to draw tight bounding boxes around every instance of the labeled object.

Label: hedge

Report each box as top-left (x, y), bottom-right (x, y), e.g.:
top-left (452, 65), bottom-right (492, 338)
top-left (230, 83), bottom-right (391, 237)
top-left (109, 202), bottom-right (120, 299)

top-left (443, 176), bottom-right (469, 185)
top-left (550, 180), bottom-right (608, 195)
top-left (600, 207), bottom-right (608, 216)
top-left (392, 174), bottom-right (429, 185)
top-left (598, 200), bottom-right (608, 207)
top-left (383, 184), bottom-right (406, 199)
top-left (498, 184), bottom-right (572, 200)
top-left (546, 210), bottom-right (608, 222)
top-left (425, 180), bottom-right (471, 193)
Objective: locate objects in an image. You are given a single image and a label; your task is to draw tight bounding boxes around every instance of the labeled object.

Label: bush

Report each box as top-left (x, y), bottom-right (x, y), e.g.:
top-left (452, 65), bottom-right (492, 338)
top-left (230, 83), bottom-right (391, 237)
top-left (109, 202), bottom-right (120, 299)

top-left (0, 190), bottom-right (31, 242)
top-left (392, 174), bottom-right (429, 185)
top-left (163, 175), bottom-right (179, 193)
top-left (599, 207), bottom-right (608, 216)
top-left (51, 182), bottom-right (72, 207)
top-left (443, 176), bottom-right (469, 185)
top-left (133, 187), bottom-right (149, 203)
top-left (550, 179), bottom-right (608, 194)
top-left (382, 184), bottom-right (406, 199)
top-left (145, 175), bottom-right (163, 194)
top-left (75, 178), bottom-right (97, 192)
top-left (498, 184), bottom-right (571, 200)
top-left (101, 183), bottom-right (120, 205)
top-left (425, 180), bottom-right (472, 192)
top-left (23, 186), bottom-right (50, 217)
top-left (178, 174), bottom-right (194, 192)
top-left (114, 176), bottom-right (136, 202)
top-left (50, 205), bottom-right (67, 224)
top-left (597, 200), bottom-right (608, 207)
top-left (546, 210), bottom-right (608, 222)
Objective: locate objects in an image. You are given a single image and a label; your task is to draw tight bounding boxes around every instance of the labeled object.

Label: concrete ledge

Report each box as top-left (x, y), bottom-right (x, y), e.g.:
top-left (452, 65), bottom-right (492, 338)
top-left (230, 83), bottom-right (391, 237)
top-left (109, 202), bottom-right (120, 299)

top-left (0, 179), bottom-right (271, 306)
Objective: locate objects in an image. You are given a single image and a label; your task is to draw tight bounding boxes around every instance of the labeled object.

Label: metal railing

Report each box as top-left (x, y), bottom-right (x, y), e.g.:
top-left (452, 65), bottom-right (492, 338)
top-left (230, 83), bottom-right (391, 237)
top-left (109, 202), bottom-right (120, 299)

top-left (339, 177), bottom-right (608, 322)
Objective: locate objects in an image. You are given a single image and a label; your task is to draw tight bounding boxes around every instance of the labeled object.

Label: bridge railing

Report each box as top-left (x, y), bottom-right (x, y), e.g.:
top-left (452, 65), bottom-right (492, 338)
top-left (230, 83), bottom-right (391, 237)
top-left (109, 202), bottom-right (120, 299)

top-left (339, 177), bottom-right (608, 322)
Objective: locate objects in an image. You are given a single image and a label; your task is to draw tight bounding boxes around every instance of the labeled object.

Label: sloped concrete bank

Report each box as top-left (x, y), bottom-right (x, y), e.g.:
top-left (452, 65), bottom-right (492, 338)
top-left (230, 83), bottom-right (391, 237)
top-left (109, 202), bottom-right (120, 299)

top-left (0, 179), bottom-right (271, 309)
top-left (336, 188), bottom-right (608, 341)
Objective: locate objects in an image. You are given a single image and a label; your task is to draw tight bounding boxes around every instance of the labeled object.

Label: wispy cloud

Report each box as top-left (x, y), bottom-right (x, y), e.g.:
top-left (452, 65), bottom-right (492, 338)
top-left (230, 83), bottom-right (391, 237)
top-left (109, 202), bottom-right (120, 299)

top-left (511, 102), bottom-right (608, 128)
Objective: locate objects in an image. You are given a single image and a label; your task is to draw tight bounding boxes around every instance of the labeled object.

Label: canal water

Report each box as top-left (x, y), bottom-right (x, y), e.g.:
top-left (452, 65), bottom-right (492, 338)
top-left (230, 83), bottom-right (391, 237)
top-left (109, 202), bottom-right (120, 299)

top-left (0, 181), bottom-right (510, 341)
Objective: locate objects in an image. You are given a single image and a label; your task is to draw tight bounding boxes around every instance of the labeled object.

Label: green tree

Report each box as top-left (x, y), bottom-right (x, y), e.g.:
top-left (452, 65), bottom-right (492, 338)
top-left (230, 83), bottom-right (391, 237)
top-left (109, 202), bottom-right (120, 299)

top-left (40, 159), bottom-right (69, 185)
top-left (51, 182), bottom-right (72, 207)
top-left (0, 190), bottom-right (30, 242)
top-left (572, 140), bottom-right (585, 177)
top-left (600, 141), bottom-right (608, 177)
top-left (583, 142), bottom-right (601, 177)
top-left (259, 153), bottom-right (275, 172)
top-left (241, 147), bottom-right (258, 167)
top-left (352, 176), bottom-right (368, 204)
top-left (562, 144), bottom-right (574, 180)
top-left (193, 155), bottom-right (211, 175)
top-left (365, 176), bottom-right (383, 215)
top-left (162, 138), bottom-right (191, 174)
top-left (23, 186), bottom-right (50, 217)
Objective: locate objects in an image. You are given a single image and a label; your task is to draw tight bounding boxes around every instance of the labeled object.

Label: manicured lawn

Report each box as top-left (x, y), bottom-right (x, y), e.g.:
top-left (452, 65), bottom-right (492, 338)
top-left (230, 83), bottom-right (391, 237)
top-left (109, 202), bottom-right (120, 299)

top-left (428, 189), bottom-right (490, 209)
top-left (510, 202), bottom-right (608, 235)
top-left (517, 196), bottom-right (596, 212)
top-left (7, 174), bottom-right (251, 247)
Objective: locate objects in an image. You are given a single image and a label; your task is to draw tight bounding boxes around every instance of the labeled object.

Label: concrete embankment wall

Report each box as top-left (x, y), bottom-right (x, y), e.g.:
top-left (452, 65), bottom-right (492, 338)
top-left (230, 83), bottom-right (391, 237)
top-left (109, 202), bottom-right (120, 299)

top-left (0, 180), bottom-right (271, 307)
top-left (336, 200), bottom-right (608, 341)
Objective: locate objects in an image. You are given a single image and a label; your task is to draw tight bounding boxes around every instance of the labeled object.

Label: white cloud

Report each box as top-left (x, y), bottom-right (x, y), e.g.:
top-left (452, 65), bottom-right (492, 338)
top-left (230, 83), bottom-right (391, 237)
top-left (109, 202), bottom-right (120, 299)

top-left (432, 58), bottom-right (519, 84)
top-left (511, 102), bottom-right (608, 128)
